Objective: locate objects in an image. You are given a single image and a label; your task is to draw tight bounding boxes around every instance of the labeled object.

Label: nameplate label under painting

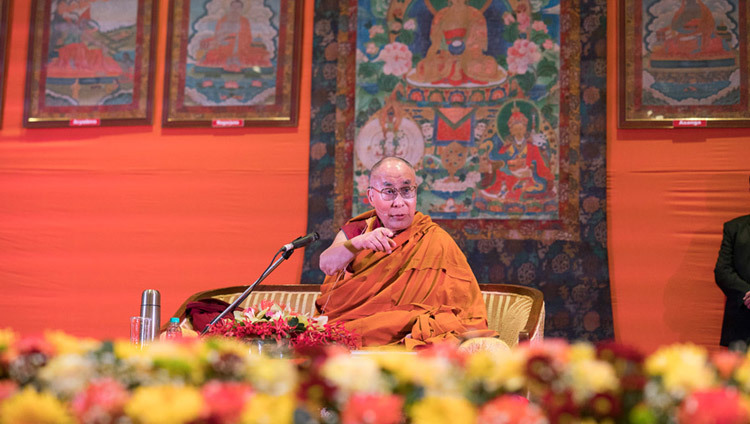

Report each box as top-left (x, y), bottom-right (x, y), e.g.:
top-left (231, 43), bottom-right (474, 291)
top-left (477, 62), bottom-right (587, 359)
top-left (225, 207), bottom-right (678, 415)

top-left (69, 119), bottom-right (101, 127)
top-left (673, 120), bottom-right (707, 128)
top-left (212, 119), bottom-right (245, 128)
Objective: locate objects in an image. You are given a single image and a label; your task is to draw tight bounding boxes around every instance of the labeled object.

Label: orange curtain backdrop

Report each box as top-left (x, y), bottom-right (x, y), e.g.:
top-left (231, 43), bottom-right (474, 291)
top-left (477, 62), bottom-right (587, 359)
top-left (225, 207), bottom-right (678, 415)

top-left (0, 0), bottom-right (315, 340)
top-left (606, 0), bottom-right (750, 353)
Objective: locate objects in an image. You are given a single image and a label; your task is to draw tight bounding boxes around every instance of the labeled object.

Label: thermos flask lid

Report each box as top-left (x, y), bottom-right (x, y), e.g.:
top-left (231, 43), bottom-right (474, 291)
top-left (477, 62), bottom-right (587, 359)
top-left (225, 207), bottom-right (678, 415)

top-left (140, 289), bottom-right (161, 305)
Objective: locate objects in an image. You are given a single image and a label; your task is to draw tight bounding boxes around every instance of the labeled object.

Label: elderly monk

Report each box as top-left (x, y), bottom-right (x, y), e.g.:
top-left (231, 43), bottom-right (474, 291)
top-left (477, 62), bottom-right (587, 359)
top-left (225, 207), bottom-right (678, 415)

top-left (316, 157), bottom-right (495, 348)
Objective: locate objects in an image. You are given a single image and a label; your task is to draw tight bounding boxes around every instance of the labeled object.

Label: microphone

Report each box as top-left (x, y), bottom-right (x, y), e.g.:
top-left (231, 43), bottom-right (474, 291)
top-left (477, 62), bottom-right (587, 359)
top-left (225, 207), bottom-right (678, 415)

top-left (281, 232), bottom-right (319, 251)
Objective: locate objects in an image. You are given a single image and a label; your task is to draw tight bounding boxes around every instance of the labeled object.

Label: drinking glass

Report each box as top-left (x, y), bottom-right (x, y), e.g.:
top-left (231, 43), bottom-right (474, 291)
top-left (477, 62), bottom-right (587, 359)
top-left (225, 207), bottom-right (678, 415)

top-left (130, 316), bottom-right (153, 348)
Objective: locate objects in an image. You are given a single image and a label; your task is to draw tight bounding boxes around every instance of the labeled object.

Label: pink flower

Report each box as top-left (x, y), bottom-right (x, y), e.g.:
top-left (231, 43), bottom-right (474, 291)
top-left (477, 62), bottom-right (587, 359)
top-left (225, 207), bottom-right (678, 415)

top-left (375, 42), bottom-right (413, 77)
top-left (418, 342), bottom-right (467, 366)
top-left (478, 395), bottom-right (546, 423)
top-left (712, 350), bottom-right (744, 380)
top-left (543, 39), bottom-right (557, 51)
top-left (71, 378), bottom-right (129, 424)
top-left (0, 381), bottom-right (18, 401)
top-left (532, 20), bottom-right (548, 33)
top-left (404, 19), bottom-right (416, 31)
top-left (506, 39), bottom-right (542, 75)
top-left (503, 12), bottom-right (516, 25)
top-left (200, 381), bottom-right (255, 424)
top-left (517, 12), bottom-right (531, 32)
top-left (368, 25), bottom-right (384, 39)
top-left (678, 388), bottom-right (750, 424)
top-left (365, 42), bottom-right (378, 55)
top-left (341, 394), bottom-right (404, 424)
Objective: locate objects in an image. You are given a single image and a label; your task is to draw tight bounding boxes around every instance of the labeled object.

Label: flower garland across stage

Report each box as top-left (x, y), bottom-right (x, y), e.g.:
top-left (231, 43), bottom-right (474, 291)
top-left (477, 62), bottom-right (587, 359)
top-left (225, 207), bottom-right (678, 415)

top-left (1, 328), bottom-right (750, 423)
top-left (203, 300), bottom-right (360, 352)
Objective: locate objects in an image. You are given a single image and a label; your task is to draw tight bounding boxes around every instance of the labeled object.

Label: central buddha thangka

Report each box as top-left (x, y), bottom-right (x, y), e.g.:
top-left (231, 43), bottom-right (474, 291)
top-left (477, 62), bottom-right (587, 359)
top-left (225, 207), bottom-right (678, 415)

top-left (408, 0), bottom-right (506, 86)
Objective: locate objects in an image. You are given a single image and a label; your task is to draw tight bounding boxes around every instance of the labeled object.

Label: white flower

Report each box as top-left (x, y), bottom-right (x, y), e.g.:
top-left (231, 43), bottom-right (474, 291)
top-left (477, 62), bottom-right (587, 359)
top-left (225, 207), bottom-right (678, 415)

top-left (38, 354), bottom-right (97, 398)
top-left (321, 355), bottom-right (388, 403)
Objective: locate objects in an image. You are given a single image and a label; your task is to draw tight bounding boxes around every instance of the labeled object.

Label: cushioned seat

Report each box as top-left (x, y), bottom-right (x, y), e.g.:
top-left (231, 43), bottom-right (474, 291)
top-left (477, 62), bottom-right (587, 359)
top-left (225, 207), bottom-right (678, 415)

top-left (172, 283), bottom-right (544, 347)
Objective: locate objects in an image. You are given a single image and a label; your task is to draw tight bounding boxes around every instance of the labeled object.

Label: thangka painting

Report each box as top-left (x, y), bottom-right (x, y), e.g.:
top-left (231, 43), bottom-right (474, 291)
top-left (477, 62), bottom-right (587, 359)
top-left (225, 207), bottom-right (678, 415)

top-left (619, 0), bottom-right (750, 128)
top-left (352, 0), bottom-right (561, 220)
top-left (0, 0), bottom-right (8, 127)
top-left (304, 0), bottom-right (613, 342)
top-left (162, 0), bottom-right (303, 127)
top-left (24, 0), bottom-right (158, 128)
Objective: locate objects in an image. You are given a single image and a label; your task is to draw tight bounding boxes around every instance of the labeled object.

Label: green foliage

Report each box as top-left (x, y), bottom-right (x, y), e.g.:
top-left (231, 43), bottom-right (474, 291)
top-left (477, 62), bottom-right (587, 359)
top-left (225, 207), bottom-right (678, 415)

top-left (541, 103), bottom-right (558, 128)
top-left (358, 62), bottom-right (380, 80)
top-left (356, 110), bottom-right (371, 127)
top-left (503, 24), bottom-right (520, 42)
top-left (515, 72), bottom-right (537, 93)
top-left (398, 30), bottom-right (414, 46)
top-left (370, 33), bottom-right (389, 46)
top-left (531, 31), bottom-right (549, 45)
top-left (378, 74), bottom-right (401, 93)
top-left (536, 57), bottom-right (557, 78)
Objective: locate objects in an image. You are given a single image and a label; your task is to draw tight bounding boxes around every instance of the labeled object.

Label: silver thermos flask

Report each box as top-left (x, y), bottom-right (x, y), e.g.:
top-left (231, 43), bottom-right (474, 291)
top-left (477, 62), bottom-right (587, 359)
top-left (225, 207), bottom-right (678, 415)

top-left (139, 289), bottom-right (161, 342)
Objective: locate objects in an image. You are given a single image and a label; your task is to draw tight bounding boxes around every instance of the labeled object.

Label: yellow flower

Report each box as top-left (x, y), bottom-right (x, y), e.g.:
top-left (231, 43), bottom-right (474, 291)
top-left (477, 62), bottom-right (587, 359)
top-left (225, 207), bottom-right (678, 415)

top-left (409, 395), bottom-right (476, 424)
top-left (0, 387), bottom-right (75, 424)
top-left (247, 356), bottom-right (297, 395)
top-left (567, 359), bottom-right (619, 403)
top-left (466, 350), bottom-right (526, 393)
top-left (241, 393), bottom-right (294, 424)
top-left (321, 354), bottom-right (387, 400)
top-left (114, 339), bottom-right (151, 360)
top-left (373, 353), bottom-right (460, 394)
top-left (204, 336), bottom-right (252, 357)
top-left (569, 341), bottom-right (596, 362)
top-left (44, 330), bottom-right (99, 356)
top-left (0, 328), bottom-right (17, 353)
top-left (735, 360), bottom-right (750, 391)
top-left (645, 344), bottom-right (715, 395)
top-left (147, 340), bottom-right (205, 383)
top-left (124, 385), bottom-right (203, 424)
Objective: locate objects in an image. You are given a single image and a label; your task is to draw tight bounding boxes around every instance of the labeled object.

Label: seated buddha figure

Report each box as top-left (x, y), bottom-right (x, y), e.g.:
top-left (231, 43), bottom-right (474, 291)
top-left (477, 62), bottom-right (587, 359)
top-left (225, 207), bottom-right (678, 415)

top-left (198, 0), bottom-right (271, 72)
top-left (411, 0), bottom-right (503, 86)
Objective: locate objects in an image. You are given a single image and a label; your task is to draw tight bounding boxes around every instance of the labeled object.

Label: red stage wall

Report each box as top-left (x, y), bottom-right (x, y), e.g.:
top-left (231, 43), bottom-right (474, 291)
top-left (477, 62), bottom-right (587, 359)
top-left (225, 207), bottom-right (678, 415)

top-left (0, 0), bottom-right (314, 339)
top-left (1, 0), bottom-right (749, 353)
top-left (606, 0), bottom-right (750, 352)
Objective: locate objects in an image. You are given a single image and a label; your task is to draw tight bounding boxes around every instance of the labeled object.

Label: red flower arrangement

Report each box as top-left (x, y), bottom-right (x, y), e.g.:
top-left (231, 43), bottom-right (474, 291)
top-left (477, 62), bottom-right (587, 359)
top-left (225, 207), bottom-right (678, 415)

top-left (204, 300), bottom-right (360, 351)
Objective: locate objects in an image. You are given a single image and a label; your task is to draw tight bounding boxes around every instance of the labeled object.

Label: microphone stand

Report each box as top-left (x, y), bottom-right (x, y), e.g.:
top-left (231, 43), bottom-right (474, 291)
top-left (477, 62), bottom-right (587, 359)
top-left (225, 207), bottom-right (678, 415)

top-left (200, 248), bottom-right (295, 335)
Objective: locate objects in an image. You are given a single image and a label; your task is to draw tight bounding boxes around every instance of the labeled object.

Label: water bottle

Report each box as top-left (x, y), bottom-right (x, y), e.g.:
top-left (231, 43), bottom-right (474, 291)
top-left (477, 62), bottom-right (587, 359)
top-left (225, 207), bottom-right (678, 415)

top-left (165, 317), bottom-right (182, 340)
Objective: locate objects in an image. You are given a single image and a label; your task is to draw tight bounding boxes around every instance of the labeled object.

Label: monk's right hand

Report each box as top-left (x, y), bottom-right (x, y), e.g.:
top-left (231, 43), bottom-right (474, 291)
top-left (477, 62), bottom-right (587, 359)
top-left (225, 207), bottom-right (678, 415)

top-left (353, 227), bottom-right (397, 254)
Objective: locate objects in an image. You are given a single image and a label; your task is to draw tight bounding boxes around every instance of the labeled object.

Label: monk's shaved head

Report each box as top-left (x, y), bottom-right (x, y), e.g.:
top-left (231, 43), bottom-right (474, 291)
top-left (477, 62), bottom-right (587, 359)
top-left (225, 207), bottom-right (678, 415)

top-left (369, 157), bottom-right (415, 184)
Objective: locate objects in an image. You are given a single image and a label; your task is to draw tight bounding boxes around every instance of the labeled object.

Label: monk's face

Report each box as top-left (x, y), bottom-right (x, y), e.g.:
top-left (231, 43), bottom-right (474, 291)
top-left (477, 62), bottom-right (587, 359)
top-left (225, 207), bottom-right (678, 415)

top-left (367, 161), bottom-right (417, 231)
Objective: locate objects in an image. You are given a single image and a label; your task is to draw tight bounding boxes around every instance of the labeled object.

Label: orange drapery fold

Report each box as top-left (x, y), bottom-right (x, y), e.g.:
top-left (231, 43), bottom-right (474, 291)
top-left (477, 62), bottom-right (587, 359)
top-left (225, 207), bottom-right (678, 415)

top-left (316, 211), bottom-right (495, 347)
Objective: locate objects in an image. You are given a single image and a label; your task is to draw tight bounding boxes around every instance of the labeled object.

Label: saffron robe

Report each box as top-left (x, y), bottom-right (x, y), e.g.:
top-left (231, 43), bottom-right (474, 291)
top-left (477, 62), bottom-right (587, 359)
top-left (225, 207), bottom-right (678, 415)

top-left (316, 210), bottom-right (494, 348)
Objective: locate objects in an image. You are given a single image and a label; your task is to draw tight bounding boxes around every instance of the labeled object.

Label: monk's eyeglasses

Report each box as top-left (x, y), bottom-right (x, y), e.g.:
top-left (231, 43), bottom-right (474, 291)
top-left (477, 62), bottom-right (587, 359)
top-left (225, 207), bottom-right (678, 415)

top-left (369, 185), bottom-right (417, 201)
